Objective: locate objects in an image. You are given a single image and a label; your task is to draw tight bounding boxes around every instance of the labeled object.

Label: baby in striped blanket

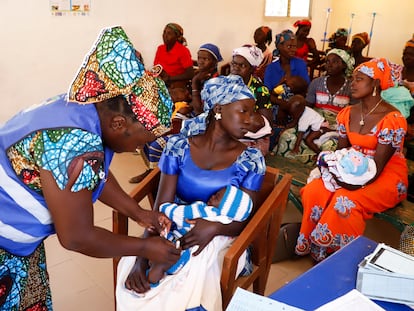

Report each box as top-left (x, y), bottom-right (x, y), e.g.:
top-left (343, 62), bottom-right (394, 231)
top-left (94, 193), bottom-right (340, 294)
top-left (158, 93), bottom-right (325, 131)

top-left (148, 185), bottom-right (253, 285)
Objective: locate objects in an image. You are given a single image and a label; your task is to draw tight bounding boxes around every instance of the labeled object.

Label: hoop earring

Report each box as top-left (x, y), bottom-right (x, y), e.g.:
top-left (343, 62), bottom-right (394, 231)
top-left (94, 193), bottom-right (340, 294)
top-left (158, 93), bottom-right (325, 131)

top-left (372, 86), bottom-right (377, 97)
top-left (214, 112), bottom-right (222, 120)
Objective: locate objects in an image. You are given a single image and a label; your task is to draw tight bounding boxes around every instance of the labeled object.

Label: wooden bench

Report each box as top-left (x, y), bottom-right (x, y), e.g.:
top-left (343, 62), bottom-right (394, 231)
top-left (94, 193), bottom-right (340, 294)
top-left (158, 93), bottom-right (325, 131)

top-left (265, 154), bottom-right (414, 232)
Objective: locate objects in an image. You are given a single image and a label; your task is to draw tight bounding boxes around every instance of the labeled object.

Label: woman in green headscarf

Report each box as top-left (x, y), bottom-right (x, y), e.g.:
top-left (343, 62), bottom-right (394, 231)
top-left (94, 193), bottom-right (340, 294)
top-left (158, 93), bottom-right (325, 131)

top-left (275, 48), bottom-right (355, 164)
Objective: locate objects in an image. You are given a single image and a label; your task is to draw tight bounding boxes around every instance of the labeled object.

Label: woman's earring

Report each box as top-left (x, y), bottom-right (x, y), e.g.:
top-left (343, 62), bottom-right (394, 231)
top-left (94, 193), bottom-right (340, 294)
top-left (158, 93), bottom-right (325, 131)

top-left (214, 112), bottom-right (222, 120)
top-left (372, 86), bottom-right (377, 97)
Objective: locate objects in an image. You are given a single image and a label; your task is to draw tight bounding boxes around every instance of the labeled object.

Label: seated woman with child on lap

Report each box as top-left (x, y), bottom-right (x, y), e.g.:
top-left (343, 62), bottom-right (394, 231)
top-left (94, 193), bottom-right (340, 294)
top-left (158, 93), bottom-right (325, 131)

top-left (275, 48), bottom-right (354, 164)
top-left (116, 75), bottom-right (265, 311)
top-left (296, 58), bottom-right (411, 262)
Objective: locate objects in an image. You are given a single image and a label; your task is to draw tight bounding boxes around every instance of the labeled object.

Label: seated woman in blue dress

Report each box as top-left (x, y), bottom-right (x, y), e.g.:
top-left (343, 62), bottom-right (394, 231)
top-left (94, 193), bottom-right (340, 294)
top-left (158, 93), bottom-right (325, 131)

top-left (264, 29), bottom-right (310, 151)
top-left (115, 75), bottom-right (266, 311)
top-left (128, 43), bottom-right (223, 184)
top-left (264, 29), bottom-right (310, 91)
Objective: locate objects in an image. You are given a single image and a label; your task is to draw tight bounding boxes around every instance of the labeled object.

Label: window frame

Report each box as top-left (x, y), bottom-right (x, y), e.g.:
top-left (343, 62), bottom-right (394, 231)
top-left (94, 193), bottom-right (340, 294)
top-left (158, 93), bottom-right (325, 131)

top-left (264, 0), bottom-right (312, 18)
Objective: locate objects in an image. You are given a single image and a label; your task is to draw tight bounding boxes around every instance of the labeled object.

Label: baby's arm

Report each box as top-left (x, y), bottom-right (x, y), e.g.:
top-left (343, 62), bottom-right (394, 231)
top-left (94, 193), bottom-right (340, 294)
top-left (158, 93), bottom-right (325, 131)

top-left (248, 112), bottom-right (265, 133)
top-left (286, 96), bottom-right (306, 129)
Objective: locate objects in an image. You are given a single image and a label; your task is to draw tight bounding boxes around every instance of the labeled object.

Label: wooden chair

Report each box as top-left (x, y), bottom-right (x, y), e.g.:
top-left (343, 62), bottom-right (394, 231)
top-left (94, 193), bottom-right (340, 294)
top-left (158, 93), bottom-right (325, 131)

top-left (220, 167), bottom-right (291, 308)
top-left (307, 50), bottom-right (326, 80)
top-left (220, 62), bottom-right (231, 76)
top-left (112, 166), bottom-right (292, 309)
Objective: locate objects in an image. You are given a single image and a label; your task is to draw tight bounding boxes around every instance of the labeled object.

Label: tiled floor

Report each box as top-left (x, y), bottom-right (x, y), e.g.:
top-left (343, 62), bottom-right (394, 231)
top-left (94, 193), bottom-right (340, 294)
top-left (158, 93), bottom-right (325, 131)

top-left (44, 153), bottom-right (402, 311)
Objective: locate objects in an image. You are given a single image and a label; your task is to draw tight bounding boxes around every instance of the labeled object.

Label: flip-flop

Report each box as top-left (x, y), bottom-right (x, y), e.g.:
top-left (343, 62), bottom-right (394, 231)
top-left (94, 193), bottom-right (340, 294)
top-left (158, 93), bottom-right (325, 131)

top-left (128, 170), bottom-right (152, 183)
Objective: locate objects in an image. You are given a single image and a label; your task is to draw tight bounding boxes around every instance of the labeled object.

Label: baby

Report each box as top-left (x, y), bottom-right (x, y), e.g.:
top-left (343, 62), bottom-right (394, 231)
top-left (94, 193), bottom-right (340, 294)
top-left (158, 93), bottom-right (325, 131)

top-left (315, 148), bottom-right (377, 192)
top-left (279, 95), bottom-right (333, 154)
top-left (147, 185), bottom-right (253, 285)
top-left (169, 87), bottom-right (193, 119)
top-left (168, 86), bottom-right (193, 134)
top-left (272, 75), bottom-right (308, 128)
top-left (273, 75), bottom-right (308, 100)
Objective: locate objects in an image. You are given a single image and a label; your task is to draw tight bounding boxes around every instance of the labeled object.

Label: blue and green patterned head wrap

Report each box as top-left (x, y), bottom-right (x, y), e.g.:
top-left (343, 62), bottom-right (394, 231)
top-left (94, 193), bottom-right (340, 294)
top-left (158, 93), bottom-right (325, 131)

top-left (273, 29), bottom-right (296, 57)
top-left (68, 26), bottom-right (173, 137)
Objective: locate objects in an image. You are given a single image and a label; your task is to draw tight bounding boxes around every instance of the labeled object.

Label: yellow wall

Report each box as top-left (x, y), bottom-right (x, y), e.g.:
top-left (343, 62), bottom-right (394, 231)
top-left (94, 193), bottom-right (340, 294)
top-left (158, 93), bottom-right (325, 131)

top-left (0, 0), bottom-right (412, 122)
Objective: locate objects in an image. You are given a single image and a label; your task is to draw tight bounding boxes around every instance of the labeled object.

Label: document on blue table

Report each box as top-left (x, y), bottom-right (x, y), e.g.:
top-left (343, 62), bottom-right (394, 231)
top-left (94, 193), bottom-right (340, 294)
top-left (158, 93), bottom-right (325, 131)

top-left (356, 243), bottom-right (414, 305)
top-left (226, 287), bottom-right (304, 311)
top-left (314, 289), bottom-right (385, 311)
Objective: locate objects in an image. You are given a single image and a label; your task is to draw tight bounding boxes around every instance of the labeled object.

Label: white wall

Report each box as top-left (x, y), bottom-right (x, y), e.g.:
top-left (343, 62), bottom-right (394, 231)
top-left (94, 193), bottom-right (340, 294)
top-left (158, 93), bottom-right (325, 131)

top-left (326, 0), bottom-right (413, 64)
top-left (1, 0), bottom-right (412, 123)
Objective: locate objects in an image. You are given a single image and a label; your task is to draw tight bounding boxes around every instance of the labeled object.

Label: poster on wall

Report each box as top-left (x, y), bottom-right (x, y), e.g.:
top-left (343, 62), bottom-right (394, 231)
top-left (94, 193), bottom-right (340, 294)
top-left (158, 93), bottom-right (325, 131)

top-left (50, 0), bottom-right (90, 16)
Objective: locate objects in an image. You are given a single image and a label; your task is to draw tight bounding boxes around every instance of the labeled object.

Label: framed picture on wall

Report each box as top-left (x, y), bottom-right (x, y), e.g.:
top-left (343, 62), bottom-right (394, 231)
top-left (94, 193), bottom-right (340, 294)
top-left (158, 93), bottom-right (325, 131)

top-left (50, 0), bottom-right (91, 16)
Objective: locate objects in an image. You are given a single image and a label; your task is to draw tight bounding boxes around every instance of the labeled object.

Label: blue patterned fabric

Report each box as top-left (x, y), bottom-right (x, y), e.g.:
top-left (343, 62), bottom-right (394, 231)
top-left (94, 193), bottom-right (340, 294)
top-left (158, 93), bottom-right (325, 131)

top-left (273, 29), bottom-right (296, 57)
top-left (68, 26), bottom-right (173, 137)
top-left (159, 186), bottom-right (252, 277)
top-left (0, 94), bottom-right (113, 256)
top-left (158, 134), bottom-right (265, 204)
top-left (201, 75), bottom-right (254, 111)
top-left (0, 244), bottom-right (52, 310)
top-left (181, 75), bottom-right (254, 137)
top-left (11, 129), bottom-right (104, 192)
top-left (161, 186), bottom-right (252, 237)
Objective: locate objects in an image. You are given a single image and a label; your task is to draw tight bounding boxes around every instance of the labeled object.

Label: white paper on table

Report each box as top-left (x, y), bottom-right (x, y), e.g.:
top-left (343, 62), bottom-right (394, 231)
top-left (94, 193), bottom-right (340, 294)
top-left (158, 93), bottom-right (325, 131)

top-left (226, 287), bottom-right (304, 311)
top-left (314, 289), bottom-right (386, 311)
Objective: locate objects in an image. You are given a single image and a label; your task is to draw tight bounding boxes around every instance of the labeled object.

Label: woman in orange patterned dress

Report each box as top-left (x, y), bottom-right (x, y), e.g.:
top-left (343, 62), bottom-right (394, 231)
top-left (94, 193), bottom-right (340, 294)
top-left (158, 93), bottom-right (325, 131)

top-left (295, 58), bottom-right (409, 261)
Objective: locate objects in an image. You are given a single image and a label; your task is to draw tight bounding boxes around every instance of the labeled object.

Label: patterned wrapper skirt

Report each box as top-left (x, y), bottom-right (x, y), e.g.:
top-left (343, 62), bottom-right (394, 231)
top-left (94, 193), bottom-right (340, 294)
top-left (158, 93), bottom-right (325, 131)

top-left (0, 243), bottom-right (53, 311)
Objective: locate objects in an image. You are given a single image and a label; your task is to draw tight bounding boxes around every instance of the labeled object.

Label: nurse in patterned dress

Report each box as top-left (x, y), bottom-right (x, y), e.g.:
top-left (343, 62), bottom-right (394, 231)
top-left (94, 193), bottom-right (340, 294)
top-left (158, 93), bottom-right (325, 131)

top-left (296, 58), bottom-right (408, 261)
top-left (0, 26), bottom-right (180, 310)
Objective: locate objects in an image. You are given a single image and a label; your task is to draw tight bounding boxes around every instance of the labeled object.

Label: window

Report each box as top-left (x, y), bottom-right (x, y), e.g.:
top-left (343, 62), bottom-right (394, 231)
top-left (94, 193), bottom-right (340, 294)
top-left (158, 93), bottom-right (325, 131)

top-left (265, 0), bottom-right (311, 17)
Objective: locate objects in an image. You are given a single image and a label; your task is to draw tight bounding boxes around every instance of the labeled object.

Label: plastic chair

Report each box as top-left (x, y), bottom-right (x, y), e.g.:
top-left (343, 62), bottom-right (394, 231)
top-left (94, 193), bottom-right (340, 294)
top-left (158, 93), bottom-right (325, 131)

top-left (112, 166), bottom-right (292, 309)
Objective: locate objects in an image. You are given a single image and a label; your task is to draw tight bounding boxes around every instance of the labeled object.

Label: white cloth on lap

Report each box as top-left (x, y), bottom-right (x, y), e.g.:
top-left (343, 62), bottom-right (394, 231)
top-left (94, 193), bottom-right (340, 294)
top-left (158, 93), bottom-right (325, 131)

top-left (116, 235), bottom-right (246, 311)
top-left (317, 148), bottom-right (377, 192)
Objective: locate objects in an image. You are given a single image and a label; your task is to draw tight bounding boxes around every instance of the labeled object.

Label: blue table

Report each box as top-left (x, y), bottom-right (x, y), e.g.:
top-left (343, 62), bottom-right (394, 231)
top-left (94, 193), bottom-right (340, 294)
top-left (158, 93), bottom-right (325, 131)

top-left (269, 236), bottom-right (412, 310)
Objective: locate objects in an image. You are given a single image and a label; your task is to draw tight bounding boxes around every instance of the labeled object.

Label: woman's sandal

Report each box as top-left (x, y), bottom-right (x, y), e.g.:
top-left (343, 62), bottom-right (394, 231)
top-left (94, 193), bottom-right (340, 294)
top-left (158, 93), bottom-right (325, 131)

top-left (128, 169), bottom-right (152, 184)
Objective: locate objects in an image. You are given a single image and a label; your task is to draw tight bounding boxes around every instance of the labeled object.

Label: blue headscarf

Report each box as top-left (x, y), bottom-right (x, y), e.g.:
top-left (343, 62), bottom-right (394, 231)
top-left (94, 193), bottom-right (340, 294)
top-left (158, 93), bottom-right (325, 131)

top-left (181, 75), bottom-right (254, 136)
top-left (199, 43), bottom-right (223, 62)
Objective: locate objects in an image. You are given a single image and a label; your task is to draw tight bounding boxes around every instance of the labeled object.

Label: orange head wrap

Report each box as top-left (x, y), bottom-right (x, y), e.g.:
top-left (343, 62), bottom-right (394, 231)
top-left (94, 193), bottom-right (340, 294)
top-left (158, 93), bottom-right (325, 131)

top-left (406, 34), bottom-right (414, 48)
top-left (352, 32), bottom-right (370, 46)
top-left (355, 58), bottom-right (394, 91)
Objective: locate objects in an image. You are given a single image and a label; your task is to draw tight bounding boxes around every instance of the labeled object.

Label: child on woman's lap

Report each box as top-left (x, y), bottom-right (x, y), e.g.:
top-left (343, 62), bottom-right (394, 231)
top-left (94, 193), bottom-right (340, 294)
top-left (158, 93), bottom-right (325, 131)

top-left (312, 148), bottom-right (377, 192)
top-left (147, 185), bottom-right (253, 285)
top-left (279, 95), bottom-right (334, 155)
top-left (272, 75), bottom-right (308, 126)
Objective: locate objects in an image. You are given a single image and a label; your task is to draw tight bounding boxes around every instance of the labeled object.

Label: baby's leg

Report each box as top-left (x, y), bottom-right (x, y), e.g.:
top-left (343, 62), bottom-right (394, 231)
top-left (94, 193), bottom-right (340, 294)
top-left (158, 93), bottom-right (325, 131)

top-left (147, 233), bottom-right (179, 285)
top-left (304, 130), bottom-right (323, 154)
top-left (147, 262), bottom-right (170, 284)
top-left (147, 248), bottom-right (191, 284)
